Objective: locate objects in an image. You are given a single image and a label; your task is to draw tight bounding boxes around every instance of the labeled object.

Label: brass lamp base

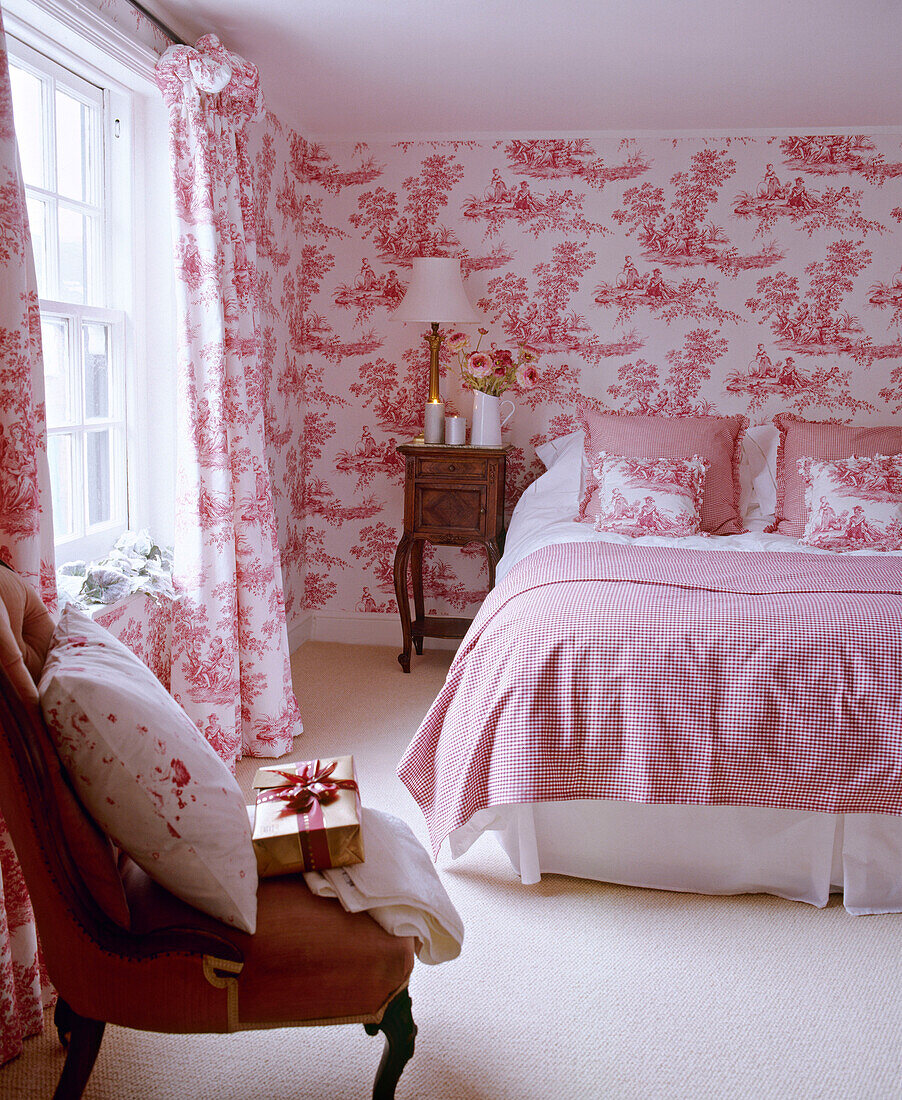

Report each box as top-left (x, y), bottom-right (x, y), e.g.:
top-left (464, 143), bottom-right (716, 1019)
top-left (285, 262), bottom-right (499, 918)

top-left (424, 322), bottom-right (442, 403)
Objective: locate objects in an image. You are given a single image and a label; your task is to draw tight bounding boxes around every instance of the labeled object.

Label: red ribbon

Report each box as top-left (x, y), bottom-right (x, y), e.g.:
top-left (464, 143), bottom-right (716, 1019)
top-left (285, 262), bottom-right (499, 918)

top-left (260, 759), bottom-right (359, 816)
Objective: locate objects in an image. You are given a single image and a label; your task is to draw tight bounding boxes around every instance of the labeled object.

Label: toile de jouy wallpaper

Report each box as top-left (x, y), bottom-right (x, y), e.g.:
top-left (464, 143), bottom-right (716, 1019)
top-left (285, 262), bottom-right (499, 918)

top-left (250, 122), bottom-right (902, 630)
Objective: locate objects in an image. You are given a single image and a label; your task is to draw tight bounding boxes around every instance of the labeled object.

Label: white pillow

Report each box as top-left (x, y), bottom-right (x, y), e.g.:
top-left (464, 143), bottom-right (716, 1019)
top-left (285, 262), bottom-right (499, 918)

top-left (534, 429), bottom-right (584, 496)
top-left (535, 428), bottom-right (584, 469)
top-left (39, 606), bottom-right (258, 934)
top-left (739, 423), bottom-right (780, 519)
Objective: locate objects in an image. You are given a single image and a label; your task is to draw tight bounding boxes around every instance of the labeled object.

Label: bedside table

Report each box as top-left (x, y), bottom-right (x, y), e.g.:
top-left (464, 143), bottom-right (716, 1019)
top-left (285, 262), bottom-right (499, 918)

top-left (393, 440), bottom-right (510, 672)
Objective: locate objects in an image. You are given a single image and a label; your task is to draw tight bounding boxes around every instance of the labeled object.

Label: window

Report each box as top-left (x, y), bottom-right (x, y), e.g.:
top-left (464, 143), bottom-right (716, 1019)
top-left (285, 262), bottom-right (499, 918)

top-left (9, 39), bottom-right (128, 561)
top-left (4, 1), bottom-right (177, 570)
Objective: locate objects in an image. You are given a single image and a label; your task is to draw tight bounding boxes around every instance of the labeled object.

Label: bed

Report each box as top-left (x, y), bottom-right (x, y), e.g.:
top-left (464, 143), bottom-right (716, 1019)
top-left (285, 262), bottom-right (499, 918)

top-left (397, 425), bottom-right (902, 914)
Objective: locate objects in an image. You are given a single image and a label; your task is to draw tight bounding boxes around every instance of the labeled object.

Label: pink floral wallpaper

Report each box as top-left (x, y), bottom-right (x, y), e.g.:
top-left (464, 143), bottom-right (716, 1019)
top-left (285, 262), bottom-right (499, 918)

top-left (251, 128), bottom-right (902, 627)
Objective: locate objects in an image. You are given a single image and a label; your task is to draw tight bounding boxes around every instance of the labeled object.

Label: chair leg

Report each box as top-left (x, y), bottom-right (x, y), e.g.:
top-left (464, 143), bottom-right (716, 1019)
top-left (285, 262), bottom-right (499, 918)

top-left (54, 997), bottom-right (75, 1049)
top-left (52, 1010), bottom-right (105, 1100)
top-left (364, 987), bottom-right (417, 1100)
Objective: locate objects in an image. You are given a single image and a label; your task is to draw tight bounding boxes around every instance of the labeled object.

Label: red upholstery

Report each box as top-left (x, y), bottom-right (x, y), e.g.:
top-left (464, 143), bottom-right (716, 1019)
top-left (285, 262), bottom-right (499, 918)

top-left (120, 859), bottom-right (415, 1030)
top-left (0, 564), bottom-right (417, 1094)
top-left (0, 566), bottom-right (130, 928)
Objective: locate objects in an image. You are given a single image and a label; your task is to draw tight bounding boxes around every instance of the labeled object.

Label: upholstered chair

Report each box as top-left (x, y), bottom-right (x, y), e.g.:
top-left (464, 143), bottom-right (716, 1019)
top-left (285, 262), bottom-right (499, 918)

top-left (0, 564), bottom-right (417, 1099)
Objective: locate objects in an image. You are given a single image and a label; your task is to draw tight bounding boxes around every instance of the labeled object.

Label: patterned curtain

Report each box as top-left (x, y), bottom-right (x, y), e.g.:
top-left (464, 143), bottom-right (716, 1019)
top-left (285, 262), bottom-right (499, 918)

top-left (0, 6), bottom-right (57, 1065)
top-left (156, 36), bottom-right (302, 771)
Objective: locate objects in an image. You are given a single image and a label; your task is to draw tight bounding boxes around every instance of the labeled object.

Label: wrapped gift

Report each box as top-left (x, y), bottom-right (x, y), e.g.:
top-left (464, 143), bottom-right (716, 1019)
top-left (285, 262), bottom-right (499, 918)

top-left (251, 755), bottom-right (364, 876)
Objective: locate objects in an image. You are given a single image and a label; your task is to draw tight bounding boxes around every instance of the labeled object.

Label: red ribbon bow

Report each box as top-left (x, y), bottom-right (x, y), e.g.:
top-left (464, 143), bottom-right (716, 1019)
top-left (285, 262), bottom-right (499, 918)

top-left (265, 759), bottom-right (358, 815)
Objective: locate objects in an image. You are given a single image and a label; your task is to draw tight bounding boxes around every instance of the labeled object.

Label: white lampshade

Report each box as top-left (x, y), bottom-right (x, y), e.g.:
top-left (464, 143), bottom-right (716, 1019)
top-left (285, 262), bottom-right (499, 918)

top-left (393, 257), bottom-right (480, 324)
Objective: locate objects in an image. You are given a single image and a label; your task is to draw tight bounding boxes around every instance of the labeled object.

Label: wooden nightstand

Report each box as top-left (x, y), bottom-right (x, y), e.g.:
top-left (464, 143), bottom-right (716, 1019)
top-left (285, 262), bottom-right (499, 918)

top-left (393, 440), bottom-right (510, 672)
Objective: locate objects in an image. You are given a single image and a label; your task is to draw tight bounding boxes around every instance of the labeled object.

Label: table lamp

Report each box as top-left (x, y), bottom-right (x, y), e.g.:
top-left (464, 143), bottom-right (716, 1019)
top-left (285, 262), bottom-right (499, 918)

top-left (393, 257), bottom-right (480, 444)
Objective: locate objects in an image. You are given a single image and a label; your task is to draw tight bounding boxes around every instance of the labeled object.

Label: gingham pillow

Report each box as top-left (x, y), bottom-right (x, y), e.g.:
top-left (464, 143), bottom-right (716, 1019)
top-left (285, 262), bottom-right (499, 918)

top-left (769, 414), bottom-right (902, 536)
top-left (577, 410), bottom-right (747, 534)
top-left (799, 454), bottom-right (902, 551)
top-left (593, 452), bottom-right (709, 538)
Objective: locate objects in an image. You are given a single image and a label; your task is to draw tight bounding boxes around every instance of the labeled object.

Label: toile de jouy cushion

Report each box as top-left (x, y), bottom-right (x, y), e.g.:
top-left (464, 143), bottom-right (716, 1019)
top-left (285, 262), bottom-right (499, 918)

top-left (38, 605), bottom-right (257, 933)
top-left (799, 454), bottom-right (902, 552)
top-left (592, 452), bottom-right (709, 538)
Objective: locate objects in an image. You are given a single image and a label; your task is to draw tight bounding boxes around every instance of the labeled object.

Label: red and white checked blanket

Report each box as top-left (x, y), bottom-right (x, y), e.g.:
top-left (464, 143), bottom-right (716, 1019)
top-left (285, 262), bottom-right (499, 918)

top-left (397, 542), bottom-right (902, 855)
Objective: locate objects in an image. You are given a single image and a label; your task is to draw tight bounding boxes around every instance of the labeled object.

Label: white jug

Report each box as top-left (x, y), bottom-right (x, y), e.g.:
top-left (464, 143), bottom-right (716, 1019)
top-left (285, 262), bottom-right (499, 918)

top-left (470, 390), bottom-right (514, 447)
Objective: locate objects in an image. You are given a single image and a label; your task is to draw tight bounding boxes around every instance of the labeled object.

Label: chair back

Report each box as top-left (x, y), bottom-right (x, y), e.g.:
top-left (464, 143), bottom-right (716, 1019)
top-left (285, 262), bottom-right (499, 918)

top-left (0, 568), bottom-right (134, 998)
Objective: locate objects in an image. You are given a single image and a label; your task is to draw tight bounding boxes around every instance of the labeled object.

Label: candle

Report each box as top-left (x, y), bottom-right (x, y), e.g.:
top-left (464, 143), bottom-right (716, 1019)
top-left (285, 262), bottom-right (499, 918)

top-left (423, 400), bottom-right (445, 444)
top-left (445, 415), bottom-right (466, 445)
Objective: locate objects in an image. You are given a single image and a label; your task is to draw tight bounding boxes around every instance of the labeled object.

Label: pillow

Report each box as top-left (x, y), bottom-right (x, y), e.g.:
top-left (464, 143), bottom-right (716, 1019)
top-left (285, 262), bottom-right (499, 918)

top-left (39, 606), bottom-right (257, 934)
top-left (577, 410), bottom-right (747, 534)
top-left (769, 414), bottom-right (902, 536)
top-left (536, 428), bottom-right (584, 471)
top-left (534, 429), bottom-right (584, 497)
top-left (799, 454), bottom-right (902, 551)
top-left (593, 452), bottom-right (709, 538)
top-left (739, 423), bottom-right (780, 519)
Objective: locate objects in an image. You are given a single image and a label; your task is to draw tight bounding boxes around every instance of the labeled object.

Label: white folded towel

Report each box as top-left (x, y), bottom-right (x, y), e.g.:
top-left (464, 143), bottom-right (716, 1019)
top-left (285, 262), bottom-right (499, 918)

top-left (303, 807), bottom-right (464, 964)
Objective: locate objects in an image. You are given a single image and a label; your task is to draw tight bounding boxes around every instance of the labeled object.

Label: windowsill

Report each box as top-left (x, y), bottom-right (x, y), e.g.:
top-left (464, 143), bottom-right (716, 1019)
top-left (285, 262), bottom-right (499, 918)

top-left (55, 530), bottom-right (174, 619)
top-left (62, 589), bottom-right (174, 622)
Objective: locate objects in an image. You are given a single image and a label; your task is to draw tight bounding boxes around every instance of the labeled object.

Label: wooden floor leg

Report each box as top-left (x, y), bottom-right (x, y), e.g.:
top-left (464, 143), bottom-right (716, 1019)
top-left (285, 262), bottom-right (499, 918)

top-left (52, 1011), bottom-right (105, 1100)
top-left (364, 987), bottom-right (417, 1100)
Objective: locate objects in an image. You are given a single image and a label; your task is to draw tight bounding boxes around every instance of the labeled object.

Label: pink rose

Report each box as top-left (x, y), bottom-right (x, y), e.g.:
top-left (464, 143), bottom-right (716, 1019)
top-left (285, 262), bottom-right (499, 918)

top-left (466, 351), bottom-right (493, 377)
top-left (445, 331), bottom-right (469, 353)
top-left (516, 363), bottom-right (540, 388)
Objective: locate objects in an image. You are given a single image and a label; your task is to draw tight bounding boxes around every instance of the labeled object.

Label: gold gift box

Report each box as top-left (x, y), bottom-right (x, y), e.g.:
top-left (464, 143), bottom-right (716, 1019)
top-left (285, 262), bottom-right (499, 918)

top-left (251, 755), bottom-right (365, 877)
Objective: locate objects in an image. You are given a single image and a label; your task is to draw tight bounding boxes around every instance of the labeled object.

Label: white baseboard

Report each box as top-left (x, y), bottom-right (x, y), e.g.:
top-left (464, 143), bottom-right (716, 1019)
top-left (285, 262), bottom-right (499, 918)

top-left (294, 610), bottom-right (462, 651)
top-left (286, 611), bottom-right (314, 653)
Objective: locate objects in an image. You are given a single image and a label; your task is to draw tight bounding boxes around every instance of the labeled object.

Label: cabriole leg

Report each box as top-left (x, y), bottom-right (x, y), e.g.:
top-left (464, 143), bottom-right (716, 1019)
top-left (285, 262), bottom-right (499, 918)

top-left (364, 986), bottom-right (417, 1100)
top-left (53, 1010), bottom-right (106, 1100)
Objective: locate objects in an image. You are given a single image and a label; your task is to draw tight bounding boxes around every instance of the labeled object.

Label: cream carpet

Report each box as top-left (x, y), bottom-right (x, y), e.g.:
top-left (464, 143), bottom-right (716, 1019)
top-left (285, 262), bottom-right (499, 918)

top-left (2, 642), bottom-right (900, 1099)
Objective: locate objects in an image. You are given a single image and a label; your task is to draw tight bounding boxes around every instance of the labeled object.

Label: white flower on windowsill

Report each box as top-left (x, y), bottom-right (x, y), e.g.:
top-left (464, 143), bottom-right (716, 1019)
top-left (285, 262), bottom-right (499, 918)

top-left (57, 530), bottom-right (175, 610)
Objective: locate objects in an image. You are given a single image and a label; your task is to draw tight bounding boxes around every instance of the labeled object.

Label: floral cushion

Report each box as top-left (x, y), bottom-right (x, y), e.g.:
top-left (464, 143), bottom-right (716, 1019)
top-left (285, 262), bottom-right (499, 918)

top-left (38, 606), bottom-right (258, 933)
top-left (593, 452), bottom-right (709, 538)
top-left (799, 454), bottom-right (902, 552)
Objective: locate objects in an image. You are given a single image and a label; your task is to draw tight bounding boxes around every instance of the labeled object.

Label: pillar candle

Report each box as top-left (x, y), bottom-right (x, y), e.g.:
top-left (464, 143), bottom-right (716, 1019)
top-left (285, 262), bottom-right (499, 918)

top-left (445, 415), bottom-right (466, 445)
top-left (424, 400), bottom-right (445, 444)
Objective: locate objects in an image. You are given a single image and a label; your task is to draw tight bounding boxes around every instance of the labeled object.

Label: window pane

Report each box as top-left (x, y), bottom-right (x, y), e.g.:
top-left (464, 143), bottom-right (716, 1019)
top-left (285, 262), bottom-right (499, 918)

top-left (41, 316), bottom-right (74, 427)
top-left (48, 433), bottom-right (75, 539)
top-left (26, 195), bottom-right (50, 297)
top-left (8, 64), bottom-right (46, 189)
top-left (58, 205), bottom-right (87, 303)
top-left (55, 89), bottom-right (100, 205)
top-left (82, 321), bottom-right (111, 418)
top-left (86, 429), bottom-right (111, 526)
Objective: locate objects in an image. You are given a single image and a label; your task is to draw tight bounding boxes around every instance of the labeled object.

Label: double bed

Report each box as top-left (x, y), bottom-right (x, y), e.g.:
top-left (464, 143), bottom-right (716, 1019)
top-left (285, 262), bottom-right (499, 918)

top-left (398, 428), bottom-right (902, 914)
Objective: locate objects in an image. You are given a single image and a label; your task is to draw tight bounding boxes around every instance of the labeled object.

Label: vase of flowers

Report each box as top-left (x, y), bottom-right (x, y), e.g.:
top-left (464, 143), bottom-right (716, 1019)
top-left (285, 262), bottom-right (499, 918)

top-left (447, 329), bottom-right (541, 447)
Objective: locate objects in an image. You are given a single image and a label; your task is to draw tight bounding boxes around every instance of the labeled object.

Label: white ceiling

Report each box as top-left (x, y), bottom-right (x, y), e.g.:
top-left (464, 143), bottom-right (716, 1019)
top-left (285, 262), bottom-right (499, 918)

top-left (141, 0), bottom-right (902, 139)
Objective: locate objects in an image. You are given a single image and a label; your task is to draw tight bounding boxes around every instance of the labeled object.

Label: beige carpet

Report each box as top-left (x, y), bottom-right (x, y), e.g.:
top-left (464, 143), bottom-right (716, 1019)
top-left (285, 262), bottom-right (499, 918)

top-left (2, 642), bottom-right (900, 1099)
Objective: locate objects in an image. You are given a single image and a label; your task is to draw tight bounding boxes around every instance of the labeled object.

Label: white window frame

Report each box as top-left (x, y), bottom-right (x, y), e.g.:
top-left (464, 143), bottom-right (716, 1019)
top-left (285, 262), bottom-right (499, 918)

top-left (4, 0), bottom-right (178, 563)
top-left (9, 36), bottom-right (132, 560)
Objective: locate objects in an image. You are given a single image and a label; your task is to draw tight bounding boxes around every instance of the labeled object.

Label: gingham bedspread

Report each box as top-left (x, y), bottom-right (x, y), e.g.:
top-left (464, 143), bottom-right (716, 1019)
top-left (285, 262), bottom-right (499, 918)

top-left (397, 542), bottom-right (902, 855)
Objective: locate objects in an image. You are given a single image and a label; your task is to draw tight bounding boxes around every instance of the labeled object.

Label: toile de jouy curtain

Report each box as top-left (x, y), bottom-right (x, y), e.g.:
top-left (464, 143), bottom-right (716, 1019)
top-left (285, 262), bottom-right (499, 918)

top-left (0, 6), bottom-right (57, 1065)
top-left (156, 36), bottom-right (301, 770)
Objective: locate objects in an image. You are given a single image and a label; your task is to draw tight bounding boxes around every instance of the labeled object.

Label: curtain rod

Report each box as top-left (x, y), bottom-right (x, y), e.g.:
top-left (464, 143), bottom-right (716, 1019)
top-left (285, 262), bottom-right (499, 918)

top-left (127, 1), bottom-right (189, 47)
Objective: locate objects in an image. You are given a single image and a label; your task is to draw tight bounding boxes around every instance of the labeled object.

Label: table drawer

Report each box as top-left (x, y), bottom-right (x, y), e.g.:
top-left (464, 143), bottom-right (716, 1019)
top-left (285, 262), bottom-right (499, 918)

top-left (415, 456), bottom-right (487, 480)
top-left (414, 485), bottom-right (486, 536)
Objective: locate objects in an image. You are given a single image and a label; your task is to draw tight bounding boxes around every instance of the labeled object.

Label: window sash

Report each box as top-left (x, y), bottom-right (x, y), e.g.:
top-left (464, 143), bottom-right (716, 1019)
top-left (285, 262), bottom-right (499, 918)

top-left (40, 302), bottom-right (128, 556)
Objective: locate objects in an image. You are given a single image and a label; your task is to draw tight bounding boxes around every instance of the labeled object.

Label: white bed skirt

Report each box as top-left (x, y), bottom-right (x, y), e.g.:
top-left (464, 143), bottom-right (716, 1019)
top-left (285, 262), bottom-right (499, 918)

top-left (448, 801), bottom-right (902, 915)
